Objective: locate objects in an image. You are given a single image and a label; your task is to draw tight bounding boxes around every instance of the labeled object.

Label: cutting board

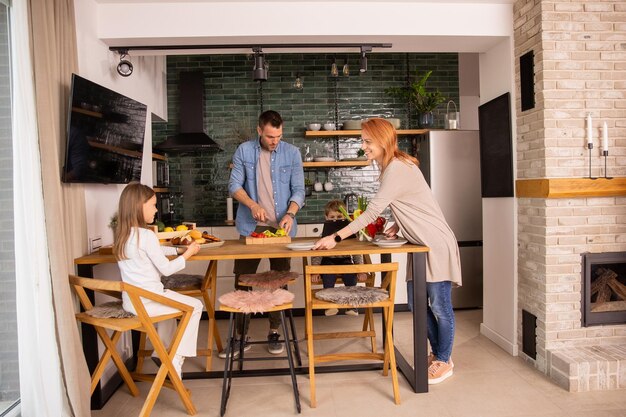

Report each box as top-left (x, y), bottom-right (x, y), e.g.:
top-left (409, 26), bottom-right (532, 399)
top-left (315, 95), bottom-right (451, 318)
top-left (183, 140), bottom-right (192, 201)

top-left (245, 236), bottom-right (291, 245)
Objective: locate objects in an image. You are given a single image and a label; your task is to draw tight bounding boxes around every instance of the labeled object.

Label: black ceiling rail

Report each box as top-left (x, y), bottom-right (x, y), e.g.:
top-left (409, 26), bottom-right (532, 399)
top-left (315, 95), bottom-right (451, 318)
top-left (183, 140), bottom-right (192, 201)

top-left (109, 43), bottom-right (392, 54)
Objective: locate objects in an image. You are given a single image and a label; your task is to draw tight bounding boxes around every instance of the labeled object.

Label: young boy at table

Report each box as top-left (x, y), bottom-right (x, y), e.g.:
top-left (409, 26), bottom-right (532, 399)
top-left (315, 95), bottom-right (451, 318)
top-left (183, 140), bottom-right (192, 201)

top-left (113, 182), bottom-right (202, 378)
top-left (310, 200), bottom-right (367, 316)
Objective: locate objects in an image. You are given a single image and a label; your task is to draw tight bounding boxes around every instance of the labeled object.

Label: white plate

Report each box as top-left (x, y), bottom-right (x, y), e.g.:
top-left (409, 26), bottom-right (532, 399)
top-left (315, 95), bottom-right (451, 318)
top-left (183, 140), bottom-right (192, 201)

top-left (174, 240), bottom-right (225, 249)
top-left (313, 157), bottom-right (335, 162)
top-left (286, 241), bottom-right (316, 251)
top-left (373, 239), bottom-right (408, 248)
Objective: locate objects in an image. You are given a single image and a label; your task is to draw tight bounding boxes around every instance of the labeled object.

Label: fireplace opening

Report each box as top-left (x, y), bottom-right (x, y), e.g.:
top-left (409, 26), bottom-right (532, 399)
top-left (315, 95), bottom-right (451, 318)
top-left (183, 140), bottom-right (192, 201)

top-left (582, 252), bottom-right (626, 327)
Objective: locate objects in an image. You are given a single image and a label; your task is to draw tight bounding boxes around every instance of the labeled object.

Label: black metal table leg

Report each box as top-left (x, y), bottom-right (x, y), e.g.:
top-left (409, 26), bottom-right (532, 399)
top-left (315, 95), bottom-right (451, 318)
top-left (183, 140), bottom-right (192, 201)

top-left (394, 251), bottom-right (428, 393)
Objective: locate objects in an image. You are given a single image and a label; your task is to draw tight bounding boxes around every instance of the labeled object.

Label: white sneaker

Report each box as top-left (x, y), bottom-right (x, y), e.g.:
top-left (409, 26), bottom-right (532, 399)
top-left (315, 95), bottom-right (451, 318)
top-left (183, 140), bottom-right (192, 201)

top-left (345, 308), bottom-right (359, 316)
top-left (325, 308), bottom-right (339, 316)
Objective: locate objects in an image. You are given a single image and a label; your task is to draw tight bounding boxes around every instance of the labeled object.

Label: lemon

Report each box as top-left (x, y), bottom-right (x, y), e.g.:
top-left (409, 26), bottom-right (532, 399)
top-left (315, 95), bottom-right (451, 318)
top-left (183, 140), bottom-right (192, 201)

top-left (176, 225), bottom-right (188, 231)
top-left (163, 227), bottom-right (174, 232)
top-left (188, 229), bottom-right (202, 239)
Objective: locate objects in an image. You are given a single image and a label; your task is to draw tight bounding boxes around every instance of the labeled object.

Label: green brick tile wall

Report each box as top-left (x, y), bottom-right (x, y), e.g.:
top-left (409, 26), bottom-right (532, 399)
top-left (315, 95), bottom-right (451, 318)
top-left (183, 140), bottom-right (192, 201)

top-left (153, 52), bottom-right (458, 224)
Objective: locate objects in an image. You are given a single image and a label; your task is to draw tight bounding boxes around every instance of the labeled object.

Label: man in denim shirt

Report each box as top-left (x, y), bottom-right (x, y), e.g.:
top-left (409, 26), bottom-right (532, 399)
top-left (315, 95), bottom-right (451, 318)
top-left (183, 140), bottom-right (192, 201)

top-left (223, 110), bottom-right (305, 356)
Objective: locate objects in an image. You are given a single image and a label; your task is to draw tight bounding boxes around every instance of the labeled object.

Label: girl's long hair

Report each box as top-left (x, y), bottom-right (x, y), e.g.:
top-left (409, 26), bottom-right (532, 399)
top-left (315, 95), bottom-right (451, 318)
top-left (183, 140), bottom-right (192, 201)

top-left (360, 118), bottom-right (418, 173)
top-left (112, 182), bottom-right (155, 260)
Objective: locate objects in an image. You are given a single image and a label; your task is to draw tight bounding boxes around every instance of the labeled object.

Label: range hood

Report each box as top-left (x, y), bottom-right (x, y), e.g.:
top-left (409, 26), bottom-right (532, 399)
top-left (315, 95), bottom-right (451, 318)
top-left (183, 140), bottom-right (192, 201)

top-left (154, 71), bottom-right (222, 153)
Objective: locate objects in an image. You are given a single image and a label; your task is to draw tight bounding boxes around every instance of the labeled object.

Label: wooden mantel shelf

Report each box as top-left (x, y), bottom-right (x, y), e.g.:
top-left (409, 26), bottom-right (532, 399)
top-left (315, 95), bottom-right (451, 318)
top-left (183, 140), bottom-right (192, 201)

top-left (516, 178), bottom-right (626, 198)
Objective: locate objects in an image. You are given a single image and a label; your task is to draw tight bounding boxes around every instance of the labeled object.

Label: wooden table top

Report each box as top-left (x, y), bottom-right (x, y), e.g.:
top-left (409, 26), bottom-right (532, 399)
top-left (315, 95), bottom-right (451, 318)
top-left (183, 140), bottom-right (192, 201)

top-left (75, 237), bottom-right (429, 265)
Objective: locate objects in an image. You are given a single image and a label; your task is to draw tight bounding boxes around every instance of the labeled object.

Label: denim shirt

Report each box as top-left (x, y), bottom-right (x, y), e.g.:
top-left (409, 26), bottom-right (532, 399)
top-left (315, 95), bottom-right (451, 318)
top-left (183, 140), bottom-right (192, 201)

top-left (228, 138), bottom-right (305, 237)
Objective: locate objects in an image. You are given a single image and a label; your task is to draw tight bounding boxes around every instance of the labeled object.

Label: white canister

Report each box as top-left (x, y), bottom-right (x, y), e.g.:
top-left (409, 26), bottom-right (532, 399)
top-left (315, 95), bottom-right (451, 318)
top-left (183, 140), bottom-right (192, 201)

top-left (226, 197), bottom-right (234, 221)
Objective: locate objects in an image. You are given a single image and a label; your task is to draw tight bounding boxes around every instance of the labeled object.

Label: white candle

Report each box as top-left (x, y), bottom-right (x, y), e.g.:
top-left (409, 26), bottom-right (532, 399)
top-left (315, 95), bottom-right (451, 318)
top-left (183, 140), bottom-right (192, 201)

top-left (602, 122), bottom-right (608, 151)
top-left (226, 197), bottom-right (234, 221)
top-left (586, 114), bottom-right (593, 145)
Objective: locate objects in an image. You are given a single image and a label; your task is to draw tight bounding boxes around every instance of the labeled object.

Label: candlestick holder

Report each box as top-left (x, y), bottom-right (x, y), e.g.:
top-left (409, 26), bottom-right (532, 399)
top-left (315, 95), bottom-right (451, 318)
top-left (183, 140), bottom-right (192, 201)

top-left (587, 143), bottom-right (597, 180)
top-left (602, 150), bottom-right (613, 179)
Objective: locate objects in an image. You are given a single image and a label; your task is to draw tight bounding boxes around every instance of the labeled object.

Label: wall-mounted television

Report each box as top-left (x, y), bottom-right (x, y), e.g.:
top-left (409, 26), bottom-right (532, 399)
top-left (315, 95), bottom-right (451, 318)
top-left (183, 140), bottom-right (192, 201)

top-left (62, 73), bottom-right (148, 184)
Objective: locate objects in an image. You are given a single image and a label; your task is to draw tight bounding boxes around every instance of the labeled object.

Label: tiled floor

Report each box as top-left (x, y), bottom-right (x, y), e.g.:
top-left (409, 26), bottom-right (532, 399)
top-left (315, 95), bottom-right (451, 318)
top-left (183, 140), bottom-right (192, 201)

top-left (93, 309), bottom-right (626, 417)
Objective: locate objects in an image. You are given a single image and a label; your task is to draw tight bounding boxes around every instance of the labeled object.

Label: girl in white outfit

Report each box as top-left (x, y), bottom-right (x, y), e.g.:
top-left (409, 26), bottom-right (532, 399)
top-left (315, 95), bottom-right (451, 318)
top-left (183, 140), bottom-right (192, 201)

top-left (113, 182), bottom-right (202, 377)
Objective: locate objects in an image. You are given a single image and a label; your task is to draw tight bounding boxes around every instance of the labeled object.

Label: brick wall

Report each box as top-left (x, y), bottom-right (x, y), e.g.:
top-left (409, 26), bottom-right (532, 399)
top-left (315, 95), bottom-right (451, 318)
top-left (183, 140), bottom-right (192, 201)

top-left (0, 4), bottom-right (19, 403)
top-left (514, 0), bottom-right (626, 375)
top-left (153, 53), bottom-right (459, 223)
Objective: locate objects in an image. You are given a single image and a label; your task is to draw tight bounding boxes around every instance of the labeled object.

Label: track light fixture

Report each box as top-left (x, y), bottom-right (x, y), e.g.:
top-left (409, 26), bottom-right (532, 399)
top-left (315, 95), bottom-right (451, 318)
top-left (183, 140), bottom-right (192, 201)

top-left (116, 50), bottom-right (133, 77)
top-left (252, 47), bottom-right (268, 81)
top-left (359, 46), bottom-right (372, 74)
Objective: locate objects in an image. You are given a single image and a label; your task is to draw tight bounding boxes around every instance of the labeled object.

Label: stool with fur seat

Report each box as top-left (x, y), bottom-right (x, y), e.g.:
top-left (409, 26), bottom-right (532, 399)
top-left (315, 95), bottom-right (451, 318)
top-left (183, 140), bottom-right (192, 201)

top-left (237, 270), bottom-right (302, 366)
top-left (218, 288), bottom-right (301, 416)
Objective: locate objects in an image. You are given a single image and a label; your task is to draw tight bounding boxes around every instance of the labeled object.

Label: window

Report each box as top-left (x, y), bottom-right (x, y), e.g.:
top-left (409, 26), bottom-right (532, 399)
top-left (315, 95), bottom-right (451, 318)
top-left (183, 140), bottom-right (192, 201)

top-left (0, 1), bottom-right (18, 415)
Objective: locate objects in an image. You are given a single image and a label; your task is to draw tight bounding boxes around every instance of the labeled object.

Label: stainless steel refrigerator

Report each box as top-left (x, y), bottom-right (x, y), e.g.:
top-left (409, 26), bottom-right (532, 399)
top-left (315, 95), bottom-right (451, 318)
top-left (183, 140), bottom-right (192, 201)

top-left (417, 130), bottom-right (483, 308)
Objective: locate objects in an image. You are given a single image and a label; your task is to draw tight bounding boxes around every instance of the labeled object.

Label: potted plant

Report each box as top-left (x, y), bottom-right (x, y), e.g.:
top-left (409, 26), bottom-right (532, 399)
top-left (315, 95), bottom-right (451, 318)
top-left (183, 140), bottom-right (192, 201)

top-left (304, 177), bottom-right (313, 196)
top-left (386, 70), bottom-right (446, 128)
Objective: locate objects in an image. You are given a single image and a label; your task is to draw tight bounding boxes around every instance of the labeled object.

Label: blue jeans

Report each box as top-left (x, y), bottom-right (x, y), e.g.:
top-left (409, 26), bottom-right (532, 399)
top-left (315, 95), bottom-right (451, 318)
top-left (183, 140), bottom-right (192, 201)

top-left (407, 280), bottom-right (455, 363)
top-left (321, 256), bottom-right (357, 288)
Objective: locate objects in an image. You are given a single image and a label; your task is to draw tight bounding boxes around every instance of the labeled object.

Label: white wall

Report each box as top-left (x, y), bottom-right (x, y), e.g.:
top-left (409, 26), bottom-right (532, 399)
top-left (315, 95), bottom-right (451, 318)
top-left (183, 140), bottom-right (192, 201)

top-left (459, 53), bottom-right (480, 130)
top-left (478, 37), bottom-right (518, 355)
top-left (95, 1), bottom-right (514, 53)
top-left (74, 0), bottom-right (167, 246)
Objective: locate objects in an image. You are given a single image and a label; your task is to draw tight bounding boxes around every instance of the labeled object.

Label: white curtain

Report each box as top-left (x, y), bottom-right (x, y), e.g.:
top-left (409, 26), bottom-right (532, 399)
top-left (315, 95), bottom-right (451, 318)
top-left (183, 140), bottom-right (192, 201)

top-left (12, 1), bottom-right (68, 415)
top-left (12, 0), bottom-right (90, 416)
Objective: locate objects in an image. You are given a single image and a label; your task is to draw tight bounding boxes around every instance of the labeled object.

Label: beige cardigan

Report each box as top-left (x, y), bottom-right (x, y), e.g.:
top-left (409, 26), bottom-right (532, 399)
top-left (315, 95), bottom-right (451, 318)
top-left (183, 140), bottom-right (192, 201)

top-left (347, 159), bottom-right (462, 286)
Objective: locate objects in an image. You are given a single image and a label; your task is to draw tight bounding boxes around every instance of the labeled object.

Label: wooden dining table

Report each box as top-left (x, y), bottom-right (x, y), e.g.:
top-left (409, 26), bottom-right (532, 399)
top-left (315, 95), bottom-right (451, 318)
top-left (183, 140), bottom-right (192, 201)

top-left (75, 237), bottom-right (430, 409)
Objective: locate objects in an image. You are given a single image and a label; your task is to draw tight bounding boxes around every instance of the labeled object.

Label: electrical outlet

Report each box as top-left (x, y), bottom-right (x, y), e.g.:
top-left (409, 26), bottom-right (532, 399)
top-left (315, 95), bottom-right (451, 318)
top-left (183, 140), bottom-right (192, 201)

top-left (89, 236), bottom-right (102, 254)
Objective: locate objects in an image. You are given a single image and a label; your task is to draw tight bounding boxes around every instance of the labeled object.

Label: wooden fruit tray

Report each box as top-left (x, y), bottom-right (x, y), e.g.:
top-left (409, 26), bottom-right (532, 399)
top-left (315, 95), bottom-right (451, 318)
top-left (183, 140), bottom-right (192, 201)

top-left (245, 236), bottom-right (292, 245)
top-left (156, 230), bottom-right (188, 240)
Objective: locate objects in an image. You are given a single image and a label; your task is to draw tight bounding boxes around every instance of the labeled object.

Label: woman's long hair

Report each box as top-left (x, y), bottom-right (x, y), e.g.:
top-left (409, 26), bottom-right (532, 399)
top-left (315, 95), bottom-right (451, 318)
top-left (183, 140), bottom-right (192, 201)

top-left (361, 118), bottom-right (418, 173)
top-left (112, 182), bottom-right (155, 260)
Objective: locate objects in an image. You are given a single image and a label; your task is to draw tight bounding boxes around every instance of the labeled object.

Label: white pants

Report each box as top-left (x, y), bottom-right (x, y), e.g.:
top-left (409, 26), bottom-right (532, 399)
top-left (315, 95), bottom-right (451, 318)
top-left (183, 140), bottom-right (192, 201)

top-left (124, 289), bottom-right (203, 358)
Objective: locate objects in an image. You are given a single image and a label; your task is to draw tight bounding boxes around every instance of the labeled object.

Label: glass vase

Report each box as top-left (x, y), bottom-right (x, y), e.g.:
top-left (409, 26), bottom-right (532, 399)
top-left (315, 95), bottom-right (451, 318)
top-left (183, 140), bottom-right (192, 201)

top-left (418, 111), bottom-right (434, 128)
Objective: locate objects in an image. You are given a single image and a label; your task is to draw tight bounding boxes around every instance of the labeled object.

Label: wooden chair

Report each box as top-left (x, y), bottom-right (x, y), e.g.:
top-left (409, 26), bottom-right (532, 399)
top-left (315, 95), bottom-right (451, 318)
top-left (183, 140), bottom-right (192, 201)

top-left (69, 275), bottom-right (197, 417)
top-left (136, 260), bottom-right (223, 372)
top-left (307, 254), bottom-right (378, 353)
top-left (303, 262), bottom-right (400, 408)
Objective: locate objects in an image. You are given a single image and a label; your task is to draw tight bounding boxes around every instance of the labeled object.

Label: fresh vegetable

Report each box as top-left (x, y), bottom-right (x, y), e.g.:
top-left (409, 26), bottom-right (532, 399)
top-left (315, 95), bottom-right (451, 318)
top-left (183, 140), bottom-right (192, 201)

top-left (250, 228), bottom-right (287, 238)
top-left (337, 205), bottom-right (352, 221)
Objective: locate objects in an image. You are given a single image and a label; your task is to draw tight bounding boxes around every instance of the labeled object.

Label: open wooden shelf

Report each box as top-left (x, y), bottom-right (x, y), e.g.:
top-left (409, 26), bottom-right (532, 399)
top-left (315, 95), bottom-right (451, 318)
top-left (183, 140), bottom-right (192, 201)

top-left (516, 178), bottom-right (626, 198)
top-left (229, 160), bottom-right (370, 169)
top-left (303, 161), bottom-right (369, 168)
top-left (305, 129), bottom-right (428, 137)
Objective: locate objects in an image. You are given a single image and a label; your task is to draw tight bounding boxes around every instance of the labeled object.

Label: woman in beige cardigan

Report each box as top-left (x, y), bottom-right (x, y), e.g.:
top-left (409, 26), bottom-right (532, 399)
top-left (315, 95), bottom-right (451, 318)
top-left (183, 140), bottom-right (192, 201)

top-left (313, 118), bottom-right (461, 384)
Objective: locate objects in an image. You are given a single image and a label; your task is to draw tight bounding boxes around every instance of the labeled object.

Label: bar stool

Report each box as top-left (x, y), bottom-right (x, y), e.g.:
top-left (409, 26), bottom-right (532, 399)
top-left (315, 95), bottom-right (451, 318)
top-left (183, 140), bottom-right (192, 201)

top-left (218, 288), bottom-right (301, 416)
top-left (238, 270), bottom-right (302, 366)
